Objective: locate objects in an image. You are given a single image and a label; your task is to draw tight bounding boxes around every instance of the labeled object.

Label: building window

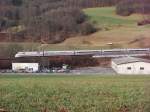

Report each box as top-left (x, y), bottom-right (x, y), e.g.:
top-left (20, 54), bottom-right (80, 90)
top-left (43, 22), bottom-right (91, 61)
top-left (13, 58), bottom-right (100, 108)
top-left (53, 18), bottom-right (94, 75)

top-left (140, 67), bottom-right (144, 70)
top-left (127, 67), bottom-right (131, 70)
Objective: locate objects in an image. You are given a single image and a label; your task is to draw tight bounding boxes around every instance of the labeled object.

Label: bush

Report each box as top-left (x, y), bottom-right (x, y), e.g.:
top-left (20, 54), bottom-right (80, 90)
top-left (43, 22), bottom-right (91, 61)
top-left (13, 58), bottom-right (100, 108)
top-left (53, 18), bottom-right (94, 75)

top-left (80, 22), bottom-right (97, 35)
top-left (116, 0), bottom-right (135, 16)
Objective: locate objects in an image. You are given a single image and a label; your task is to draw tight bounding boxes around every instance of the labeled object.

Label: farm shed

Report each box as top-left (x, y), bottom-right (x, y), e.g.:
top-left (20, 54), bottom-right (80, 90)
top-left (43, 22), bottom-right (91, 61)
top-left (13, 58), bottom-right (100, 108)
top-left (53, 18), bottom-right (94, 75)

top-left (12, 63), bottom-right (39, 72)
top-left (111, 57), bottom-right (150, 74)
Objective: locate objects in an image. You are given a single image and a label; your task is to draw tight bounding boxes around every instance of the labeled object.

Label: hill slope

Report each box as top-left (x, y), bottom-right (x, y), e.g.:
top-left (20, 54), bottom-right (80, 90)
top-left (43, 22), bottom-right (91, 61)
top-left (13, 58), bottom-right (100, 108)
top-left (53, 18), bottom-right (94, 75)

top-left (1, 7), bottom-right (150, 50)
top-left (53, 7), bottom-right (150, 49)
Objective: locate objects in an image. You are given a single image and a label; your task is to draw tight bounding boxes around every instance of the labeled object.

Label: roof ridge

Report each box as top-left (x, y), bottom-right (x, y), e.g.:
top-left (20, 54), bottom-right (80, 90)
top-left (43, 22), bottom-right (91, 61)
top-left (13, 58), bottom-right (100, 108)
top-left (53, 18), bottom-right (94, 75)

top-left (112, 57), bottom-right (150, 65)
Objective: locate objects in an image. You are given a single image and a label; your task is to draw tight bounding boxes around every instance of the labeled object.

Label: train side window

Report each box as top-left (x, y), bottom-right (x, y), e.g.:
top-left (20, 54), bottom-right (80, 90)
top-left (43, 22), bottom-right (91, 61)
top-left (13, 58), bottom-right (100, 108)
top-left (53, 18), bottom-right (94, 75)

top-left (127, 67), bottom-right (131, 70)
top-left (140, 67), bottom-right (144, 70)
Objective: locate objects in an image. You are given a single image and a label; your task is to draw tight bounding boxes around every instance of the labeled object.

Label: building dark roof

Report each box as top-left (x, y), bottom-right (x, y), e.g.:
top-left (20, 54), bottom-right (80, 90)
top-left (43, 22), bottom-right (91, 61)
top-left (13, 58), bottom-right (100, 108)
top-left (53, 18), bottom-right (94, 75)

top-left (112, 57), bottom-right (150, 65)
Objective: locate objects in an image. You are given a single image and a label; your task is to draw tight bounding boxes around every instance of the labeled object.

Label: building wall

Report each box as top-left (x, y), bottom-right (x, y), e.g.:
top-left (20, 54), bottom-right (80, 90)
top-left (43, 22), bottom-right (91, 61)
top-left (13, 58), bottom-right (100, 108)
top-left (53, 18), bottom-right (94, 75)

top-left (12, 63), bottom-right (39, 72)
top-left (111, 61), bottom-right (118, 73)
top-left (112, 62), bottom-right (150, 74)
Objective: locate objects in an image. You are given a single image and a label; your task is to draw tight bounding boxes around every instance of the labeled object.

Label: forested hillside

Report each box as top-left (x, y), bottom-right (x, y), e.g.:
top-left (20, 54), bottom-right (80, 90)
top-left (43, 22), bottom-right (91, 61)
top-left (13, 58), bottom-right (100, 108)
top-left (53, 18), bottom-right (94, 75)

top-left (0, 0), bottom-right (149, 45)
top-left (0, 0), bottom-right (123, 43)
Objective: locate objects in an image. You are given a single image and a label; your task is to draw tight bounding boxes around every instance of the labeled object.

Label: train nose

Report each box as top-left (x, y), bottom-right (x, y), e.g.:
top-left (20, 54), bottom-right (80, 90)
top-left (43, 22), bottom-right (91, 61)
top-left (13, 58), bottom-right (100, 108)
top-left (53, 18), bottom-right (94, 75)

top-left (15, 54), bottom-right (20, 58)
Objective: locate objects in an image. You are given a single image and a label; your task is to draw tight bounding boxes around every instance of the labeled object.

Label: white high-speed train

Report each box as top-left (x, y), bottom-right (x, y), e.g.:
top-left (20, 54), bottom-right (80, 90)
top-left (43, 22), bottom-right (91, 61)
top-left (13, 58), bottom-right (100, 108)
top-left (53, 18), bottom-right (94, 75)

top-left (15, 48), bottom-right (150, 58)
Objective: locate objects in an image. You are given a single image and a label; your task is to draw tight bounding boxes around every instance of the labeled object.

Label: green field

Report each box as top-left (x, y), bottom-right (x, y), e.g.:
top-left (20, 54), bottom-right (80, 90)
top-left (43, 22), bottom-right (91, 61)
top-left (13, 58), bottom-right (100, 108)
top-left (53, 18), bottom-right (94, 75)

top-left (1, 75), bottom-right (150, 112)
top-left (84, 7), bottom-right (138, 27)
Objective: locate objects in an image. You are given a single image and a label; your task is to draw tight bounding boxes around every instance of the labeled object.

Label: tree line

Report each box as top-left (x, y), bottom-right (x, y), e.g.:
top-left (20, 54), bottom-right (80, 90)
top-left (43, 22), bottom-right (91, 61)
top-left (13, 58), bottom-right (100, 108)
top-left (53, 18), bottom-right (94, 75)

top-left (116, 0), bottom-right (150, 16)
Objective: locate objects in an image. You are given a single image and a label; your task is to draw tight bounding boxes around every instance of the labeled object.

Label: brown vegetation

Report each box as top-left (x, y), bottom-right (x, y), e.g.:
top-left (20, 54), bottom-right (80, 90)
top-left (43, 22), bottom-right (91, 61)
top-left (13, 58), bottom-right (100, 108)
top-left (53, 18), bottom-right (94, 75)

top-left (0, 0), bottom-right (114, 43)
top-left (116, 0), bottom-right (150, 17)
top-left (0, 0), bottom-right (127, 43)
top-left (137, 19), bottom-right (150, 26)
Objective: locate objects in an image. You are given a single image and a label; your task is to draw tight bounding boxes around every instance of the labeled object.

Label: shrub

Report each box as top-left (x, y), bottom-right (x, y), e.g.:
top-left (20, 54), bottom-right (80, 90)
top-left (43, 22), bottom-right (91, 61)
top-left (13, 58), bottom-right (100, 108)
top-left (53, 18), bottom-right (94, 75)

top-left (80, 22), bottom-right (97, 35)
top-left (116, 0), bottom-right (135, 16)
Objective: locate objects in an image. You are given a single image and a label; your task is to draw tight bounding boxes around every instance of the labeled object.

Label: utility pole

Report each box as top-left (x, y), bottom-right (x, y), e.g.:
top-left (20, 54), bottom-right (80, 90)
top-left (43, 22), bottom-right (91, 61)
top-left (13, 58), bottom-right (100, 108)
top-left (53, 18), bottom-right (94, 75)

top-left (42, 49), bottom-right (44, 70)
top-left (140, 0), bottom-right (146, 21)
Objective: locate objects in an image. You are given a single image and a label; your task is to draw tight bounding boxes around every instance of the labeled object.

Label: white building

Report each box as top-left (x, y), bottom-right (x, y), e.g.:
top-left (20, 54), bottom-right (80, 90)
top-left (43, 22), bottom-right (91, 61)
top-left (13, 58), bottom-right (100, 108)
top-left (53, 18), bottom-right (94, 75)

top-left (12, 63), bottom-right (39, 72)
top-left (111, 57), bottom-right (150, 74)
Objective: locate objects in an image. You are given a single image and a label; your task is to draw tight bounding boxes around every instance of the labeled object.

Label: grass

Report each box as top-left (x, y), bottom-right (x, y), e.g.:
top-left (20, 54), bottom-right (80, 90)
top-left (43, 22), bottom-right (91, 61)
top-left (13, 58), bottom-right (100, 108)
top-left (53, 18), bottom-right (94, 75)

top-left (1, 74), bottom-right (150, 112)
top-left (83, 7), bottom-right (138, 27)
